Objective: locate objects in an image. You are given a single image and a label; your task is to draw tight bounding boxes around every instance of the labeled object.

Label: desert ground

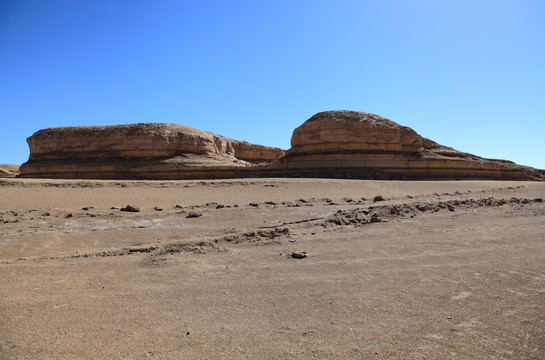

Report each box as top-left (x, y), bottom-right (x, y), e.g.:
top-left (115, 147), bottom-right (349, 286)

top-left (1, 177), bottom-right (544, 359)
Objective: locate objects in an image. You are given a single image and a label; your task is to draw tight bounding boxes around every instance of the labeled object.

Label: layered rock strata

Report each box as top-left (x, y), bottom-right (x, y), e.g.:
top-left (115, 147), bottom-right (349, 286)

top-left (20, 123), bottom-right (285, 179)
top-left (265, 111), bottom-right (542, 180)
top-left (19, 112), bottom-right (543, 180)
top-left (0, 164), bottom-right (20, 178)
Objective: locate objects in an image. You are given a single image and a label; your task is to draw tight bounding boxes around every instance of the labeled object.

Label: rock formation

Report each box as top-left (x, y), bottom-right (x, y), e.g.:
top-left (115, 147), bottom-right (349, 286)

top-left (0, 164), bottom-right (20, 178)
top-left (266, 110), bottom-right (542, 180)
top-left (19, 123), bottom-right (285, 179)
top-left (19, 111), bottom-right (543, 180)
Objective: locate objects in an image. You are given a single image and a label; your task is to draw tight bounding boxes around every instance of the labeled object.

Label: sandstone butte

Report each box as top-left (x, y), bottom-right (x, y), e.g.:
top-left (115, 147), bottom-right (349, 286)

top-left (19, 110), bottom-right (544, 181)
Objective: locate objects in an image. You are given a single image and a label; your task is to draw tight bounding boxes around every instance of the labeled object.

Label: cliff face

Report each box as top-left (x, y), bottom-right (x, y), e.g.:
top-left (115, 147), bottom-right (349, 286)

top-left (20, 123), bottom-right (285, 179)
top-left (268, 110), bottom-right (542, 180)
top-left (19, 112), bottom-right (543, 180)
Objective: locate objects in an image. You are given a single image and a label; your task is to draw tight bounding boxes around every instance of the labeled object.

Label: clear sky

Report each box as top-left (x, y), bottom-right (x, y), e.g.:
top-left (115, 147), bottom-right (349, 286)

top-left (1, 0), bottom-right (544, 169)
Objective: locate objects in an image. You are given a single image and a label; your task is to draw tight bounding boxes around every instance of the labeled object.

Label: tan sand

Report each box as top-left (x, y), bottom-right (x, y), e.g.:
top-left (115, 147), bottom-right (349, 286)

top-left (1, 178), bottom-right (544, 359)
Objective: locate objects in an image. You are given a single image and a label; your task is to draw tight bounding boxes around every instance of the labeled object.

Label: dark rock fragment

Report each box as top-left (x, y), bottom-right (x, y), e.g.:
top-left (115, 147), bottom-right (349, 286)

top-left (415, 203), bottom-right (429, 212)
top-left (186, 211), bottom-right (202, 218)
top-left (120, 204), bottom-right (140, 212)
top-left (291, 251), bottom-right (307, 259)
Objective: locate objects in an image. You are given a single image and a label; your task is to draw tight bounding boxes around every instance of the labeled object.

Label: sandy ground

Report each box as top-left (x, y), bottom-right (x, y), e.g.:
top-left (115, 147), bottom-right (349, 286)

top-left (1, 178), bottom-right (544, 359)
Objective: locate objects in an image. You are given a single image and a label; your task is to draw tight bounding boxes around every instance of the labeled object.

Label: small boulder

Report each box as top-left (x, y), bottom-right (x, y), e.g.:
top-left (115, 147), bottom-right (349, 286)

top-left (373, 195), bottom-right (385, 202)
top-left (186, 211), bottom-right (202, 218)
top-left (369, 212), bottom-right (381, 223)
top-left (120, 204), bottom-right (140, 212)
top-left (291, 251), bottom-right (307, 259)
top-left (415, 203), bottom-right (429, 211)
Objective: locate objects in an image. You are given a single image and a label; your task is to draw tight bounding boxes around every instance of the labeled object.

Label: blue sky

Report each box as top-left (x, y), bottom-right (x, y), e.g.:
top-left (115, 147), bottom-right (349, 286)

top-left (1, 0), bottom-right (544, 169)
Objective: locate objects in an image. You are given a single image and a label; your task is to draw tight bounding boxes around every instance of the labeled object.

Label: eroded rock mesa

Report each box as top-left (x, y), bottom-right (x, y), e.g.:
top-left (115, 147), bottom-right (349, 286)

top-left (268, 110), bottom-right (542, 180)
top-left (20, 123), bottom-right (285, 179)
top-left (19, 111), bottom-right (543, 180)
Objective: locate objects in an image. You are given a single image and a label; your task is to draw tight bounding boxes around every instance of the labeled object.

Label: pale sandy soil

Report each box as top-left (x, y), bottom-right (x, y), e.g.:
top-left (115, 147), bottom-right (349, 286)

top-left (1, 178), bottom-right (544, 359)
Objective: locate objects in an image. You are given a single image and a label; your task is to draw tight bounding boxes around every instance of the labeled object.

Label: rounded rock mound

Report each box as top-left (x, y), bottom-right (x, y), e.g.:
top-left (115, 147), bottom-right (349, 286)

top-left (271, 110), bottom-right (542, 180)
top-left (290, 110), bottom-right (424, 154)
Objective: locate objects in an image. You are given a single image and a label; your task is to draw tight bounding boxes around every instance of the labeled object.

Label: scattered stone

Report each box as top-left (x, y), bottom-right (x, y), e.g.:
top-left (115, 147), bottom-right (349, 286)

top-left (257, 230), bottom-right (275, 238)
top-left (223, 235), bottom-right (239, 242)
top-left (175, 204), bottom-right (183, 208)
top-left (415, 203), bottom-right (429, 212)
top-left (216, 204), bottom-right (225, 209)
top-left (291, 251), bottom-right (307, 259)
top-left (42, 212), bottom-right (51, 216)
top-left (369, 212), bottom-right (381, 223)
top-left (65, 213), bottom-right (73, 218)
top-left (264, 201), bottom-right (277, 205)
top-left (111, 206), bottom-right (121, 210)
top-left (373, 195), bottom-right (385, 202)
top-left (344, 197), bottom-right (353, 203)
top-left (120, 204), bottom-right (140, 212)
top-left (154, 206), bottom-right (163, 211)
top-left (186, 211), bottom-right (202, 218)
top-left (249, 203), bottom-right (259, 207)
top-left (447, 204), bottom-right (455, 212)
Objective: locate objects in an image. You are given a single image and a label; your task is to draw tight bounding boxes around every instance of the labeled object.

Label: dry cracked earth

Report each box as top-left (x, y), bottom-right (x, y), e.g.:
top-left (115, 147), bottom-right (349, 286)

top-left (1, 178), bottom-right (544, 359)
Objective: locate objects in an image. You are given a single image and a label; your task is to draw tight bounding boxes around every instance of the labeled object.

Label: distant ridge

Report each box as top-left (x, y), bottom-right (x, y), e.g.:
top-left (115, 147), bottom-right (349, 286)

top-left (0, 164), bottom-right (20, 178)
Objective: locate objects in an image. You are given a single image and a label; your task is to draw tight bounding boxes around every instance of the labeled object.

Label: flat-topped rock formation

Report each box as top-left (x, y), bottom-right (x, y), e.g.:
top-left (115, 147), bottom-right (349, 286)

top-left (267, 110), bottom-right (542, 180)
top-left (19, 111), bottom-right (543, 180)
top-left (20, 123), bottom-right (285, 179)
